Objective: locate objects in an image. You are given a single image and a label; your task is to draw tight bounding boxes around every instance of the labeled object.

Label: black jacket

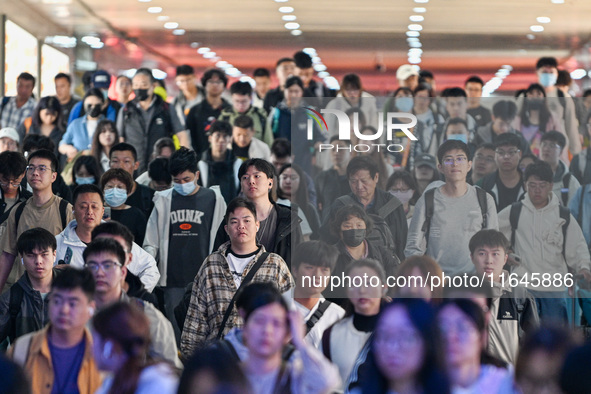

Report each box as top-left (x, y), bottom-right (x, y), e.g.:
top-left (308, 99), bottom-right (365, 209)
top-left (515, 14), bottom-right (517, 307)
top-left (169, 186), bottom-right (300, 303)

top-left (0, 187), bottom-right (32, 225)
top-left (213, 202), bottom-right (302, 267)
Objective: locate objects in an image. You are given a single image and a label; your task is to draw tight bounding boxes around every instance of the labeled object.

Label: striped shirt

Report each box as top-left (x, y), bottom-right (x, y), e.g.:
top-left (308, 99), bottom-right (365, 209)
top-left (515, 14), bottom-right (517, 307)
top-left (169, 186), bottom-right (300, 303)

top-left (180, 242), bottom-right (294, 359)
top-left (1, 96), bottom-right (36, 129)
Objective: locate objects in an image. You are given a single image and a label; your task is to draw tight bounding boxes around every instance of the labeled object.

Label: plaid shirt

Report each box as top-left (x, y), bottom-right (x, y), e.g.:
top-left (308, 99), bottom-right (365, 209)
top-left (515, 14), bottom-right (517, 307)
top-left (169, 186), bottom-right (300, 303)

top-left (180, 242), bottom-right (294, 359)
top-left (1, 96), bottom-right (36, 129)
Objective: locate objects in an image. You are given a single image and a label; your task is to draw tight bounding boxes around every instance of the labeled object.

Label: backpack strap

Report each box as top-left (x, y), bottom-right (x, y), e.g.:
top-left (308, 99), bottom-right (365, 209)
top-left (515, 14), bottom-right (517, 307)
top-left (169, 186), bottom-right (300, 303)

top-left (475, 186), bottom-right (488, 229)
top-left (558, 205), bottom-right (570, 261)
top-left (561, 173), bottom-right (571, 206)
top-left (421, 188), bottom-right (436, 251)
top-left (509, 202), bottom-right (523, 252)
top-left (305, 300), bottom-right (331, 334)
top-left (321, 325), bottom-right (333, 361)
top-left (578, 184), bottom-right (587, 225)
top-left (377, 195), bottom-right (402, 218)
top-left (12, 332), bottom-right (32, 367)
top-left (216, 252), bottom-right (270, 340)
top-left (14, 199), bottom-right (29, 229)
top-left (58, 198), bottom-right (69, 230)
top-left (337, 195), bottom-right (357, 207)
top-left (216, 339), bottom-right (240, 362)
top-left (0, 97), bottom-right (9, 115)
top-left (8, 283), bottom-right (24, 342)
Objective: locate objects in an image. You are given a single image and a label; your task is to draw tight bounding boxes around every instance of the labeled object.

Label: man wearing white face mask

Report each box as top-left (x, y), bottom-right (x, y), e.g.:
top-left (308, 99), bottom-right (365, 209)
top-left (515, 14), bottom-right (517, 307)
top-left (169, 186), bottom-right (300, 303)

top-left (143, 147), bottom-right (226, 341)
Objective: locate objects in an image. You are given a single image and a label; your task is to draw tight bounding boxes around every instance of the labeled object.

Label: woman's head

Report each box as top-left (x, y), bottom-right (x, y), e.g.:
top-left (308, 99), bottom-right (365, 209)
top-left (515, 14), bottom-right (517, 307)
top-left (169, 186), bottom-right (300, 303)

top-left (95, 120), bottom-right (118, 149)
top-left (341, 73), bottom-right (362, 101)
top-left (518, 153), bottom-right (538, 175)
top-left (152, 137), bottom-right (176, 160)
top-left (386, 170), bottom-right (418, 206)
top-left (236, 282), bottom-right (290, 359)
top-left (278, 163), bottom-right (308, 205)
top-left (393, 87), bottom-right (414, 113)
top-left (344, 258), bottom-right (386, 316)
top-left (366, 299), bottom-right (447, 392)
top-left (395, 256), bottom-right (443, 301)
top-left (437, 299), bottom-right (487, 368)
top-left (33, 96), bottom-right (62, 129)
top-left (92, 301), bottom-right (151, 371)
top-left (83, 88), bottom-right (105, 119)
top-left (331, 204), bottom-right (373, 247)
top-left (72, 155), bottom-right (103, 186)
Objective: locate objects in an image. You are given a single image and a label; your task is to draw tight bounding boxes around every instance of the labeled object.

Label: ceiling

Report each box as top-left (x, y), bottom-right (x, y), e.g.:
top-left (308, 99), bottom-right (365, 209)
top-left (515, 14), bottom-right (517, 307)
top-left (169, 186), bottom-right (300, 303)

top-left (11, 0), bottom-right (591, 93)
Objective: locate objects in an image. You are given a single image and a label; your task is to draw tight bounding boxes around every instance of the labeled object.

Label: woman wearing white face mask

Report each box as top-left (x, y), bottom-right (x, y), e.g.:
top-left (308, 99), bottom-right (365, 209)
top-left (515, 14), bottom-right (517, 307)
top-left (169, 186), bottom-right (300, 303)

top-left (100, 168), bottom-right (147, 245)
top-left (386, 171), bottom-right (418, 225)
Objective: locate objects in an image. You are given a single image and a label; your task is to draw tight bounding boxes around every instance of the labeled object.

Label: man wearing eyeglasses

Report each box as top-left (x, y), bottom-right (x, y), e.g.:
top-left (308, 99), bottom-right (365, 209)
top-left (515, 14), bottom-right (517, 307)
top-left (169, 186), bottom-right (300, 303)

top-left (0, 152), bottom-right (30, 239)
top-left (0, 149), bottom-right (74, 293)
top-left (82, 237), bottom-right (181, 368)
top-left (406, 140), bottom-right (499, 277)
top-left (477, 133), bottom-right (526, 212)
top-left (538, 131), bottom-right (580, 207)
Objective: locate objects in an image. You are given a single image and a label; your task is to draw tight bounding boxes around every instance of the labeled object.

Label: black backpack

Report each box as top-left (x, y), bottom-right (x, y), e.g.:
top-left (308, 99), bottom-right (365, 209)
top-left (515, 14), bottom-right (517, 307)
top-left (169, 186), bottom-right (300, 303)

top-left (422, 186), bottom-right (488, 250)
top-left (560, 173), bottom-right (571, 207)
top-left (14, 198), bottom-right (68, 230)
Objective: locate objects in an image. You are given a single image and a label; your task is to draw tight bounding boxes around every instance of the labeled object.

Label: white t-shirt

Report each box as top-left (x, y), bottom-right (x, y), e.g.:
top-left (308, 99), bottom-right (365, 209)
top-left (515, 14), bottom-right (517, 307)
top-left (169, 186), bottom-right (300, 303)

top-left (227, 251), bottom-right (257, 287)
top-left (86, 119), bottom-right (98, 146)
top-left (295, 298), bottom-right (346, 349)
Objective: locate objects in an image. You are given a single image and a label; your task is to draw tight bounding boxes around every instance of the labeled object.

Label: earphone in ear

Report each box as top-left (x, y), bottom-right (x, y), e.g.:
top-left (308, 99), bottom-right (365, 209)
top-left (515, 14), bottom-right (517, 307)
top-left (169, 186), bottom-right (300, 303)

top-left (269, 183), bottom-right (272, 186)
top-left (88, 306), bottom-right (95, 316)
top-left (20, 258), bottom-right (24, 265)
top-left (102, 340), bottom-right (113, 360)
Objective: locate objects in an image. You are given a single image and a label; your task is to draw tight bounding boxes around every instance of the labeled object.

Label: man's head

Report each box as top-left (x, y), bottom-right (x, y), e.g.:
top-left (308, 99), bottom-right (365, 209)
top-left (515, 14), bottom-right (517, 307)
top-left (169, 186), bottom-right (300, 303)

top-left (464, 76), bottom-right (484, 106)
top-left (54, 73), bottom-right (72, 102)
top-left (83, 237), bottom-right (127, 298)
top-left (224, 197), bottom-right (259, 247)
top-left (284, 76), bottom-right (304, 108)
top-left (91, 221), bottom-right (135, 267)
top-left (292, 241), bottom-right (338, 297)
top-left (275, 57), bottom-right (296, 87)
top-left (0, 127), bottom-right (19, 153)
top-left (445, 118), bottom-right (470, 144)
top-left (539, 130), bottom-right (565, 167)
top-left (16, 72), bottom-right (35, 101)
top-left (169, 147), bottom-right (199, 194)
top-left (238, 158), bottom-right (275, 202)
top-left (175, 65), bottom-right (196, 96)
top-left (270, 138), bottom-right (292, 174)
top-left (72, 184), bottom-right (104, 230)
top-left (437, 140), bottom-right (472, 182)
top-left (418, 69), bottom-right (436, 92)
top-left (329, 135), bottom-right (351, 169)
top-left (22, 135), bottom-right (55, 157)
top-left (147, 158), bottom-right (172, 191)
top-left (293, 51), bottom-right (315, 88)
top-left (469, 229), bottom-right (509, 281)
top-left (443, 88), bottom-right (468, 119)
top-left (494, 133), bottom-right (522, 173)
top-left (524, 161), bottom-right (554, 208)
top-left (472, 143), bottom-right (497, 179)
top-left (115, 75), bottom-right (132, 103)
top-left (49, 267), bottom-right (95, 334)
top-left (201, 68), bottom-right (228, 98)
top-left (347, 156), bottom-right (380, 201)
top-left (109, 143), bottom-right (139, 177)
top-left (132, 68), bottom-right (155, 103)
top-left (208, 121), bottom-right (232, 156)
top-left (396, 64), bottom-right (419, 91)
top-left (536, 57), bottom-right (559, 89)
top-left (232, 115), bottom-right (255, 148)
top-left (253, 68), bottom-right (271, 98)
top-left (230, 81), bottom-right (253, 114)
top-left (17, 228), bottom-right (56, 283)
top-left (0, 151), bottom-right (26, 196)
top-left (491, 100), bottom-right (517, 135)
top-left (26, 149), bottom-right (58, 191)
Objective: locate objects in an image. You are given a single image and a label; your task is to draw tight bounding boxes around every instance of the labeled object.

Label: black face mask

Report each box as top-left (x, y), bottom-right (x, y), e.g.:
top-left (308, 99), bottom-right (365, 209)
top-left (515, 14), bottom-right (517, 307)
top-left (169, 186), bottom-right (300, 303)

top-left (527, 98), bottom-right (544, 111)
top-left (342, 229), bottom-right (366, 247)
top-left (134, 89), bottom-right (150, 102)
top-left (87, 104), bottom-right (102, 118)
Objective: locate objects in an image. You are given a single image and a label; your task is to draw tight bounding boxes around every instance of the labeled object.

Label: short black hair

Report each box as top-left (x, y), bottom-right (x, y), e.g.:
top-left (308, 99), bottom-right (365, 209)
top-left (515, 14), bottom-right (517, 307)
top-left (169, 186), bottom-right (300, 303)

top-left (201, 68), bottom-right (228, 88)
top-left (235, 282), bottom-right (287, 323)
top-left (169, 147), bottom-right (198, 176)
top-left (51, 266), bottom-right (95, 300)
top-left (83, 87), bottom-right (105, 104)
top-left (27, 149), bottom-right (58, 172)
top-left (442, 87), bottom-right (467, 98)
top-left (270, 138), bottom-right (291, 159)
top-left (540, 130), bottom-right (566, 150)
top-left (72, 155), bottom-right (103, 185)
top-left (583, 89), bottom-right (591, 98)
top-left (386, 170), bottom-right (418, 193)
top-left (556, 70), bottom-right (571, 87)
top-left (342, 74), bottom-right (362, 91)
top-left (446, 117), bottom-right (468, 133)
top-left (230, 81), bottom-right (252, 96)
top-left (238, 158), bottom-right (275, 180)
top-left (419, 70), bottom-right (434, 80)
top-left (293, 51), bottom-right (313, 69)
top-left (0, 151), bottom-right (27, 179)
top-left (276, 57), bottom-right (295, 68)
top-left (54, 72), bottom-right (71, 85)
top-left (465, 76), bottom-right (484, 87)
top-left (437, 139), bottom-right (471, 163)
top-left (346, 156), bottom-right (379, 179)
top-left (292, 241), bottom-right (339, 271)
top-left (524, 161), bottom-right (553, 183)
top-left (253, 68), bottom-right (270, 78)
top-left (225, 197), bottom-right (257, 224)
top-left (91, 221), bottom-right (134, 250)
top-left (494, 132), bottom-right (522, 150)
top-left (234, 114), bottom-right (254, 130)
top-left (208, 121), bottom-right (232, 137)
top-left (148, 158), bottom-right (172, 184)
top-left (492, 100), bottom-right (518, 122)
top-left (536, 57), bottom-right (558, 70)
top-left (110, 142), bottom-right (137, 161)
top-left (176, 65), bottom-right (194, 76)
top-left (475, 142), bottom-right (496, 153)
top-left (83, 237), bottom-right (126, 266)
top-left (284, 76), bottom-right (304, 90)
top-left (100, 168), bottom-right (133, 194)
top-left (17, 72), bottom-right (36, 87)
top-left (22, 135), bottom-right (56, 156)
top-left (331, 204), bottom-right (374, 237)
top-left (17, 228), bottom-right (57, 256)
top-left (469, 229), bottom-right (510, 255)
top-left (134, 67), bottom-right (155, 83)
top-left (73, 184), bottom-right (104, 205)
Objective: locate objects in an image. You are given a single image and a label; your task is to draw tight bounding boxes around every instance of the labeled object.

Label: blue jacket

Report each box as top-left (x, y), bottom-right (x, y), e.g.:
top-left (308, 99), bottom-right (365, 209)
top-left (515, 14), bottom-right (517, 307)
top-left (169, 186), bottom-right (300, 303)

top-left (60, 115), bottom-right (104, 151)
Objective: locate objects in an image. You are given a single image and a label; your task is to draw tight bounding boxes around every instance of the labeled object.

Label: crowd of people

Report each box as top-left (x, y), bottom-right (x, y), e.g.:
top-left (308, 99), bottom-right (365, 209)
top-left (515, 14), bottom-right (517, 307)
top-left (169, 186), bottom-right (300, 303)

top-left (0, 52), bottom-right (590, 393)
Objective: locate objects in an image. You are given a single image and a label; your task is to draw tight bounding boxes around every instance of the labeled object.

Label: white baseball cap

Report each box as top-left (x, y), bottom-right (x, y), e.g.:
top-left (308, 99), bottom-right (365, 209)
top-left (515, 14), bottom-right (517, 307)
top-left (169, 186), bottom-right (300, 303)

top-left (0, 127), bottom-right (19, 143)
top-left (396, 64), bottom-right (419, 81)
